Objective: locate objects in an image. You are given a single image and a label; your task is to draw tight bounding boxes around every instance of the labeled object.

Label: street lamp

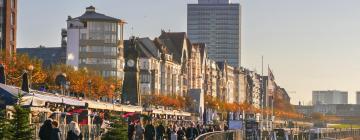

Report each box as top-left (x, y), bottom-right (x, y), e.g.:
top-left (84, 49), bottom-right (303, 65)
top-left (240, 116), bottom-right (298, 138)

top-left (28, 65), bottom-right (34, 89)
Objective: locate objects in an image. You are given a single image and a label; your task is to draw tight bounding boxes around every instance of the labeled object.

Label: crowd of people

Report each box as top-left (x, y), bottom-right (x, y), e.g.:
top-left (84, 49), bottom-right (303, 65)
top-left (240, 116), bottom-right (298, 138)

top-left (39, 119), bottom-right (83, 140)
top-left (128, 120), bottom-right (227, 140)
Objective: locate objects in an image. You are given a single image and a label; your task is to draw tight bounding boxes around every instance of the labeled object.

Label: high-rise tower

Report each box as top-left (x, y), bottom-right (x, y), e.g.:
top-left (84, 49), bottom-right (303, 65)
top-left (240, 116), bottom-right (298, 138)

top-left (188, 0), bottom-right (241, 67)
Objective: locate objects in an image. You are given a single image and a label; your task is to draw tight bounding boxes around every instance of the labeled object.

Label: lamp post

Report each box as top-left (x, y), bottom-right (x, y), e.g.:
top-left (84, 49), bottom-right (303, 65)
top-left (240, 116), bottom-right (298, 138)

top-left (65, 81), bottom-right (70, 96)
top-left (28, 65), bottom-right (34, 89)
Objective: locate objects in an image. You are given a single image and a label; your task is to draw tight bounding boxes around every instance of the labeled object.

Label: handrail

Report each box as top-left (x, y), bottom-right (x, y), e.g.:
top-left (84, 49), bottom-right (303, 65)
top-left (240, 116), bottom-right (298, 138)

top-left (195, 130), bottom-right (243, 140)
top-left (195, 131), bottom-right (223, 140)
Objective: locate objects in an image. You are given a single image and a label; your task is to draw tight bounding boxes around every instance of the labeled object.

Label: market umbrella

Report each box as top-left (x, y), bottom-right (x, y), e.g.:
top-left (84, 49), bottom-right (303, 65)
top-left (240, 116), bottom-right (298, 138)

top-left (0, 64), bottom-right (5, 84)
top-left (21, 71), bottom-right (29, 93)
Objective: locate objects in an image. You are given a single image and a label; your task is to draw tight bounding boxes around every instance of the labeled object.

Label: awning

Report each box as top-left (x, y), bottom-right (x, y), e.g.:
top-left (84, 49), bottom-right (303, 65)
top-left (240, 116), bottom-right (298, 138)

top-left (86, 100), bottom-right (108, 110)
top-left (33, 92), bottom-right (62, 104)
top-left (21, 95), bottom-right (46, 106)
top-left (62, 97), bottom-right (85, 106)
top-left (29, 107), bottom-right (51, 113)
top-left (121, 105), bottom-right (142, 112)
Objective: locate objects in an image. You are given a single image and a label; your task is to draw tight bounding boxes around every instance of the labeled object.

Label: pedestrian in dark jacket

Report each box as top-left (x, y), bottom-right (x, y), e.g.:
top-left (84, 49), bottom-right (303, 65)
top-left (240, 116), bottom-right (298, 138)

top-left (145, 121), bottom-right (156, 140)
top-left (51, 121), bottom-right (62, 140)
top-left (39, 119), bottom-right (52, 140)
top-left (66, 121), bottom-right (83, 140)
top-left (176, 127), bottom-right (185, 140)
top-left (166, 125), bottom-right (173, 140)
top-left (156, 123), bottom-right (165, 140)
top-left (128, 122), bottom-right (135, 140)
top-left (186, 123), bottom-right (199, 140)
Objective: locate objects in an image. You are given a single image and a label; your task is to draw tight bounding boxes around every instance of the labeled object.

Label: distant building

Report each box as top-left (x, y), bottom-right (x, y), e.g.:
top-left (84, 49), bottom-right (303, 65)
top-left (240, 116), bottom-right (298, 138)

top-left (357, 91), bottom-right (360, 105)
top-left (17, 29), bottom-right (67, 67)
top-left (312, 90), bottom-right (348, 105)
top-left (204, 59), bottom-right (219, 98)
top-left (0, 0), bottom-right (17, 59)
top-left (17, 46), bottom-right (66, 67)
top-left (66, 6), bottom-right (125, 78)
top-left (187, 0), bottom-right (241, 67)
top-left (293, 105), bottom-right (313, 117)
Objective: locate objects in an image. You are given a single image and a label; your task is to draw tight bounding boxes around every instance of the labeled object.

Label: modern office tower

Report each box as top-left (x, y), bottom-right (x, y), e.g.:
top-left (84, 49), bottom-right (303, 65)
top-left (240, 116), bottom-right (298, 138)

top-left (312, 90), bottom-right (348, 105)
top-left (188, 0), bottom-right (241, 67)
top-left (66, 6), bottom-right (125, 79)
top-left (0, 0), bottom-right (17, 59)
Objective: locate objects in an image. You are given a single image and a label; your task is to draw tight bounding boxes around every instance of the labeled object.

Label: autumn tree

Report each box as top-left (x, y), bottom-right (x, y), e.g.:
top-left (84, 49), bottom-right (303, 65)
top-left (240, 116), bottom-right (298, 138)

top-left (0, 54), bottom-right (46, 88)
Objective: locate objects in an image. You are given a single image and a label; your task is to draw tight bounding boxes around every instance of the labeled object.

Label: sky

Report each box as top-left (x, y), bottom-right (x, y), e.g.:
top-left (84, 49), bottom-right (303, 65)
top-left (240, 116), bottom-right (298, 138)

top-left (18, 0), bottom-right (360, 104)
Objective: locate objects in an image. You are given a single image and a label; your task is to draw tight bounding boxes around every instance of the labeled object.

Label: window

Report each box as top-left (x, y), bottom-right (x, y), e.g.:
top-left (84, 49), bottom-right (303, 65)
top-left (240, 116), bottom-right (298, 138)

top-left (10, 13), bottom-right (14, 25)
top-left (11, 0), bottom-right (15, 9)
top-left (81, 33), bottom-right (86, 40)
top-left (10, 29), bottom-right (14, 41)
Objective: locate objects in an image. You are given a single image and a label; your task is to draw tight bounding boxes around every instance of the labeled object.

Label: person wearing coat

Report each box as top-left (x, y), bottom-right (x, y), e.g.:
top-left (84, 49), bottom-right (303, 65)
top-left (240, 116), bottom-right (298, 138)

top-left (186, 123), bottom-right (199, 140)
top-left (50, 121), bottom-right (62, 140)
top-left (156, 123), bottom-right (166, 140)
top-left (39, 119), bottom-right (53, 140)
top-left (144, 121), bottom-right (156, 140)
top-left (135, 122), bottom-right (145, 140)
top-left (66, 121), bottom-right (83, 140)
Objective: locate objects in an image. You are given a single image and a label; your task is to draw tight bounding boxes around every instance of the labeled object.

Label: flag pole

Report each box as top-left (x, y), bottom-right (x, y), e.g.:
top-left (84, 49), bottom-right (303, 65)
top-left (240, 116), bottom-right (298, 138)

top-left (260, 56), bottom-right (264, 139)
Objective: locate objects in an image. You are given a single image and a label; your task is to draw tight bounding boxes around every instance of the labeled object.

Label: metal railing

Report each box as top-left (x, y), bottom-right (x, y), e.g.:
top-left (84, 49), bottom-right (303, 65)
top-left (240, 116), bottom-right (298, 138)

top-left (261, 128), bottom-right (360, 140)
top-left (196, 130), bottom-right (243, 140)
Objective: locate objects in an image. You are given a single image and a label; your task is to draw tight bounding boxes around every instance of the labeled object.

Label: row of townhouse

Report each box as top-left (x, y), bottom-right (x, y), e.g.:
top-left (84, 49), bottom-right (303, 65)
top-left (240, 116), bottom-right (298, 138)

top-left (130, 30), bottom-right (263, 108)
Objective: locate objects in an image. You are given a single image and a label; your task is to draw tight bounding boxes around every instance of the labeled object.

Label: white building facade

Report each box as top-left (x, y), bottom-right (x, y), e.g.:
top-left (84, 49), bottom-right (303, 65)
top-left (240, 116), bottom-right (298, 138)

top-left (312, 90), bottom-right (348, 105)
top-left (66, 6), bottom-right (125, 79)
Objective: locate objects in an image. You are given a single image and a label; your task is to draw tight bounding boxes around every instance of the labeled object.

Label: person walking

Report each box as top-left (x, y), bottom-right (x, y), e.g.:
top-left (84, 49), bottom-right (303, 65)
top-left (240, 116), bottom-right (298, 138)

top-left (145, 120), bottom-right (156, 140)
top-left (39, 119), bottom-right (53, 140)
top-left (66, 121), bottom-right (83, 140)
top-left (170, 125), bottom-right (178, 140)
top-left (156, 122), bottom-right (165, 140)
top-left (186, 123), bottom-right (199, 140)
top-left (135, 121), bottom-right (145, 140)
top-left (128, 121), bottom-right (135, 140)
top-left (50, 120), bottom-right (62, 140)
top-left (166, 124), bottom-right (173, 140)
top-left (176, 125), bottom-right (185, 140)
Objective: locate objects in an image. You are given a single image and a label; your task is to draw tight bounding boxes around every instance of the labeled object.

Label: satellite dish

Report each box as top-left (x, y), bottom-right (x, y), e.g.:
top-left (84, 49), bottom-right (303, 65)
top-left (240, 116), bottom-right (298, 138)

top-left (55, 73), bottom-right (67, 86)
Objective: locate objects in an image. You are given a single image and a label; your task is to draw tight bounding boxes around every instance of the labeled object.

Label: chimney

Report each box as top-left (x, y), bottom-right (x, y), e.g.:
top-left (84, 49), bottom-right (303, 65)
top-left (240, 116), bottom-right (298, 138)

top-left (0, 64), bottom-right (5, 84)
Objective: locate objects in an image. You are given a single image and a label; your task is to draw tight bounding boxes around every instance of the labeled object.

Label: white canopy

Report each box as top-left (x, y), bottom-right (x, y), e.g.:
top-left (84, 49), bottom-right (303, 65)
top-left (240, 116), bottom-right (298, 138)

top-left (20, 95), bottom-right (46, 106)
top-left (62, 97), bottom-right (85, 106)
top-left (33, 92), bottom-right (62, 104)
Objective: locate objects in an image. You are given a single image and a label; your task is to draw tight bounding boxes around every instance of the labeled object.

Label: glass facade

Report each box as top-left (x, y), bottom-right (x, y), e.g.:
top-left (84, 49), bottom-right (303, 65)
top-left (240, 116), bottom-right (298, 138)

top-left (188, 2), bottom-right (241, 67)
top-left (78, 21), bottom-right (120, 77)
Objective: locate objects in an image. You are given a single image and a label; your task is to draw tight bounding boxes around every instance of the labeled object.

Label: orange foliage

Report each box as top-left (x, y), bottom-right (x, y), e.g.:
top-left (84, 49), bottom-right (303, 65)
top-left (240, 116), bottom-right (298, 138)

top-left (151, 95), bottom-right (184, 109)
top-left (0, 54), bottom-right (46, 88)
top-left (46, 64), bottom-right (120, 99)
top-left (0, 54), bottom-right (121, 100)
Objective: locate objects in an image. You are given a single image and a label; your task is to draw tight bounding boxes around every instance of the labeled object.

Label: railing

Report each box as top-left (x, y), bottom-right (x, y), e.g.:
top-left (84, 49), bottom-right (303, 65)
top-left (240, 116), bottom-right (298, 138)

top-left (196, 130), bottom-right (243, 140)
top-left (261, 128), bottom-right (360, 140)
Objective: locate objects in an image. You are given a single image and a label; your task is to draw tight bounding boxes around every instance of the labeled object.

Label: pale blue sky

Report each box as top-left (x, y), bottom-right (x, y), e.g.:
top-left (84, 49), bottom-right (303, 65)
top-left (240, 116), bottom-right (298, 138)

top-left (18, 0), bottom-right (360, 104)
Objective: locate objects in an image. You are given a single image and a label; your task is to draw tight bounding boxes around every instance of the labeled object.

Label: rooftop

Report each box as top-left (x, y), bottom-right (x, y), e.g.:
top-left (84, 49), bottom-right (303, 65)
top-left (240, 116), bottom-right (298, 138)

top-left (71, 6), bottom-right (121, 22)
